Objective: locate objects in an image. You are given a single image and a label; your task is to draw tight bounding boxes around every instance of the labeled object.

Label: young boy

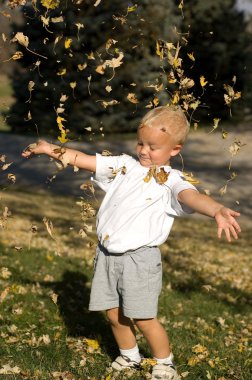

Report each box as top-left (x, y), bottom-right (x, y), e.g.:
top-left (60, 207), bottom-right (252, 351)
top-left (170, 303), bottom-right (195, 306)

top-left (22, 106), bottom-right (241, 380)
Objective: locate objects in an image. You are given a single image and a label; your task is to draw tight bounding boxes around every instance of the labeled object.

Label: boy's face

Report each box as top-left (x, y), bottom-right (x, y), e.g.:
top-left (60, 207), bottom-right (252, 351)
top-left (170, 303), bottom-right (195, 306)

top-left (136, 125), bottom-right (182, 167)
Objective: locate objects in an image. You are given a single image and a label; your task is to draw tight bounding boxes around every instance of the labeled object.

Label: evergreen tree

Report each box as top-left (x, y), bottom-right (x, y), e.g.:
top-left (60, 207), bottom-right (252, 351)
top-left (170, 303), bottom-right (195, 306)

top-left (8, 0), bottom-right (177, 137)
top-left (177, 0), bottom-right (252, 121)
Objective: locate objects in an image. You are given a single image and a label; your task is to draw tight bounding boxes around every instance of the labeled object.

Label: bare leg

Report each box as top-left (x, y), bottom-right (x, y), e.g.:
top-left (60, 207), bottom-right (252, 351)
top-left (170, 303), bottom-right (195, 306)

top-left (106, 307), bottom-right (137, 349)
top-left (134, 318), bottom-right (170, 358)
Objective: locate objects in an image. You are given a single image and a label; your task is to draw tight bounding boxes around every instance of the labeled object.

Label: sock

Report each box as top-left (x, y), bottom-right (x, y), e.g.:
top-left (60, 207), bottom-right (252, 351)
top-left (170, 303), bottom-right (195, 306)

top-left (154, 353), bottom-right (174, 366)
top-left (119, 345), bottom-right (142, 363)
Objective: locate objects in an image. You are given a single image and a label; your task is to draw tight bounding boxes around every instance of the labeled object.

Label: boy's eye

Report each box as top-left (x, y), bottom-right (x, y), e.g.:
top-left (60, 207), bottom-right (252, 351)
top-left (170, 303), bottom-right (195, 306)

top-left (137, 142), bottom-right (143, 146)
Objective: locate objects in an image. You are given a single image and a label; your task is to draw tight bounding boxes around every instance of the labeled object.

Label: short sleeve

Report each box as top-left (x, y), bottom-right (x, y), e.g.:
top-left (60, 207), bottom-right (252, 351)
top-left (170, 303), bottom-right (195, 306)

top-left (92, 154), bottom-right (132, 192)
top-left (165, 170), bottom-right (198, 216)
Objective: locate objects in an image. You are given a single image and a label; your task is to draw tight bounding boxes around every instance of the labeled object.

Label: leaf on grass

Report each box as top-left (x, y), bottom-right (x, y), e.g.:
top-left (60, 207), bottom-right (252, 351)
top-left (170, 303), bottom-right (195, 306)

top-left (0, 287), bottom-right (10, 303)
top-left (0, 364), bottom-right (21, 375)
top-left (50, 292), bottom-right (58, 304)
top-left (84, 338), bottom-right (100, 353)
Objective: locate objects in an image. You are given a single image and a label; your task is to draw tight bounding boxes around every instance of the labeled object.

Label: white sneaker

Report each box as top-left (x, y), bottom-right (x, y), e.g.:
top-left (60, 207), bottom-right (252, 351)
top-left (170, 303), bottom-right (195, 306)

top-left (151, 363), bottom-right (181, 380)
top-left (111, 355), bottom-right (141, 371)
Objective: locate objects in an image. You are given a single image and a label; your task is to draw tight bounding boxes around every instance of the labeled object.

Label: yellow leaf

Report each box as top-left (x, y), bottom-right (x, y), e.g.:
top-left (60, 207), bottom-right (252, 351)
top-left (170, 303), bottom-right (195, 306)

top-left (58, 130), bottom-right (69, 144)
top-left (64, 38), bottom-right (72, 49)
top-left (156, 41), bottom-right (163, 60)
top-left (78, 63), bottom-right (87, 71)
top-left (187, 52), bottom-right (195, 61)
top-left (56, 116), bottom-right (66, 131)
top-left (188, 356), bottom-right (200, 366)
top-left (172, 92), bottom-right (180, 104)
top-left (178, 0), bottom-right (184, 10)
top-left (84, 338), bottom-right (100, 351)
top-left (182, 172), bottom-right (201, 185)
top-left (57, 68), bottom-right (66, 76)
top-left (127, 4), bottom-right (138, 12)
top-left (141, 358), bottom-right (157, 366)
top-left (200, 76), bottom-right (208, 87)
top-left (70, 82), bottom-right (76, 89)
top-left (41, 0), bottom-right (60, 10)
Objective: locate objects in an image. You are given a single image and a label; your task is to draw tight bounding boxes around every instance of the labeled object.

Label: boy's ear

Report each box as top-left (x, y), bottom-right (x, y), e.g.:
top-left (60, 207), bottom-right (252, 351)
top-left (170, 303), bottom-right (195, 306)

top-left (170, 144), bottom-right (183, 157)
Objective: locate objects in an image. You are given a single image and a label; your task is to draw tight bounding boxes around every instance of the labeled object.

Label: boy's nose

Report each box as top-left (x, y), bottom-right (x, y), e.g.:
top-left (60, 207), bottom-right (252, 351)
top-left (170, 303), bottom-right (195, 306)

top-left (140, 145), bottom-right (148, 154)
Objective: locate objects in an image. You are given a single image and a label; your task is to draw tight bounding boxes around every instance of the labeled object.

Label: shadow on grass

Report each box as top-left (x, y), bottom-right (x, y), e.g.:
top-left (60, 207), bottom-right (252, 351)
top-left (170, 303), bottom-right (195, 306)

top-left (42, 270), bottom-right (117, 359)
top-left (162, 253), bottom-right (252, 311)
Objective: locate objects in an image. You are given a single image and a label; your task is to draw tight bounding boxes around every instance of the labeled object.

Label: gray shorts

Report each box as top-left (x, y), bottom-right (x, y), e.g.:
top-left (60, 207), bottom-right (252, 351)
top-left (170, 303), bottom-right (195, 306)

top-left (89, 244), bottom-right (162, 319)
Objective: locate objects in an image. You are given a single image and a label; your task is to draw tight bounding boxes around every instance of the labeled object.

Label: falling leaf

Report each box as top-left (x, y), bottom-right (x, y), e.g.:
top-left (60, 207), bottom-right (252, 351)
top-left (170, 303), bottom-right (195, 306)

top-left (101, 150), bottom-right (112, 156)
top-left (127, 4), bottom-right (138, 12)
top-left (200, 76), bottom-right (208, 88)
top-left (65, 38), bottom-right (72, 49)
top-left (41, 0), bottom-right (60, 10)
top-left (127, 93), bottom-right (139, 104)
top-left (13, 32), bottom-right (29, 48)
top-left (78, 63), bottom-right (87, 71)
top-left (99, 100), bottom-right (119, 108)
top-left (94, 0), bottom-right (102, 6)
top-left (43, 217), bottom-right (54, 239)
top-left (1, 162), bottom-right (13, 171)
top-left (51, 16), bottom-right (64, 23)
top-left (57, 68), bottom-right (67, 76)
top-left (209, 118), bottom-right (221, 134)
top-left (105, 85), bottom-right (112, 93)
top-left (8, 173), bottom-right (16, 183)
top-left (182, 172), bottom-right (200, 185)
top-left (187, 52), bottom-right (195, 61)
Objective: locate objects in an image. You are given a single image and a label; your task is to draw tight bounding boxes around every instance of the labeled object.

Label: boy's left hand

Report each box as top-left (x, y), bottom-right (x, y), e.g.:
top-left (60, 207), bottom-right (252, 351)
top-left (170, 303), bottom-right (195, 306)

top-left (214, 207), bottom-right (241, 242)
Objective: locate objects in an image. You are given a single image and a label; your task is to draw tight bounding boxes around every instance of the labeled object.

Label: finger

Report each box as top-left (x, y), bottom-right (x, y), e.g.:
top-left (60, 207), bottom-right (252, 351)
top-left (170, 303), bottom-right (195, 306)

top-left (230, 210), bottom-right (240, 217)
top-left (217, 227), bottom-right (223, 239)
top-left (230, 225), bottom-right (238, 240)
top-left (225, 228), bottom-right (231, 242)
top-left (233, 221), bottom-right (241, 233)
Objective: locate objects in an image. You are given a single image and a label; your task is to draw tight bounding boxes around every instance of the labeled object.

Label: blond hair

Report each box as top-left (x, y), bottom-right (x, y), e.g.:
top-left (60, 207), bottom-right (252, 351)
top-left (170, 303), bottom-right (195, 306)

top-left (139, 105), bottom-right (190, 144)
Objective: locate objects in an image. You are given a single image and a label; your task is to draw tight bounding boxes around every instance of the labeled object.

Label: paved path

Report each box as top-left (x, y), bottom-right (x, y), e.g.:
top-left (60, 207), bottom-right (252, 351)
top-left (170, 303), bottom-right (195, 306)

top-left (0, 129), bottom-right (251, 227)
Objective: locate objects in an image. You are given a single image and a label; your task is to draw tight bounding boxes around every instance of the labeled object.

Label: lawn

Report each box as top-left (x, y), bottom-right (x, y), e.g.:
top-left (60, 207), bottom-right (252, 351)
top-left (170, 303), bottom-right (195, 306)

top-left (0, 189), bottom-right (251, 380)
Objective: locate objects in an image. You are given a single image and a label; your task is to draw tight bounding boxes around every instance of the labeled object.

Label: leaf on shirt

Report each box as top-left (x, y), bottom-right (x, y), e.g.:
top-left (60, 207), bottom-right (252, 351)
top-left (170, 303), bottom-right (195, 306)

top-left (109, 166), bottom-right (127, 178)
top-left (144, 166), bottom-right (169, 184)
top-left (154, 168), bottom-right (169, 184)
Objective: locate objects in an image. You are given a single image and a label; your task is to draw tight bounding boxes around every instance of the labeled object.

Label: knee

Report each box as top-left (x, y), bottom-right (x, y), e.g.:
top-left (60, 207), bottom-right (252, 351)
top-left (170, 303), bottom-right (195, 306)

top-left (106, 308), bottom-right (120, 327)
top-left (134, 318), bottom-right (154, 332)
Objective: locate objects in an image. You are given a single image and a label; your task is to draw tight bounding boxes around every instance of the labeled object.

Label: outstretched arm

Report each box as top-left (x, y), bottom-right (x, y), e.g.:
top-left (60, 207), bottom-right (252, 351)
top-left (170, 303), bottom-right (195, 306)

top-left (22, 140), bottom-right (96, 172)
top-left (177, 189), bottom-right (241, 242)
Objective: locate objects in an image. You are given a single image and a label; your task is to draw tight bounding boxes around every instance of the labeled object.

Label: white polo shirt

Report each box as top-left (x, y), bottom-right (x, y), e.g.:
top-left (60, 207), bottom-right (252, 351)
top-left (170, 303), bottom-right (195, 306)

top-left (93, 154), bottom-right (197, 253)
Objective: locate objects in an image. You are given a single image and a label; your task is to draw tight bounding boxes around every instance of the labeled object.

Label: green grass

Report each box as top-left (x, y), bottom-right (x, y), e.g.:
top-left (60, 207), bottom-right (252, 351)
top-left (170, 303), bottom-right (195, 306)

top-left (0, 190), bottom-right (251, 379)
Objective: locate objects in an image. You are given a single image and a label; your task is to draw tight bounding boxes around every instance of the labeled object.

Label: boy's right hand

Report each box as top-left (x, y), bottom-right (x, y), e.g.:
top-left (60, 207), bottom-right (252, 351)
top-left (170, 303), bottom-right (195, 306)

top-left (22, 140), bottom-right (49, 158)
